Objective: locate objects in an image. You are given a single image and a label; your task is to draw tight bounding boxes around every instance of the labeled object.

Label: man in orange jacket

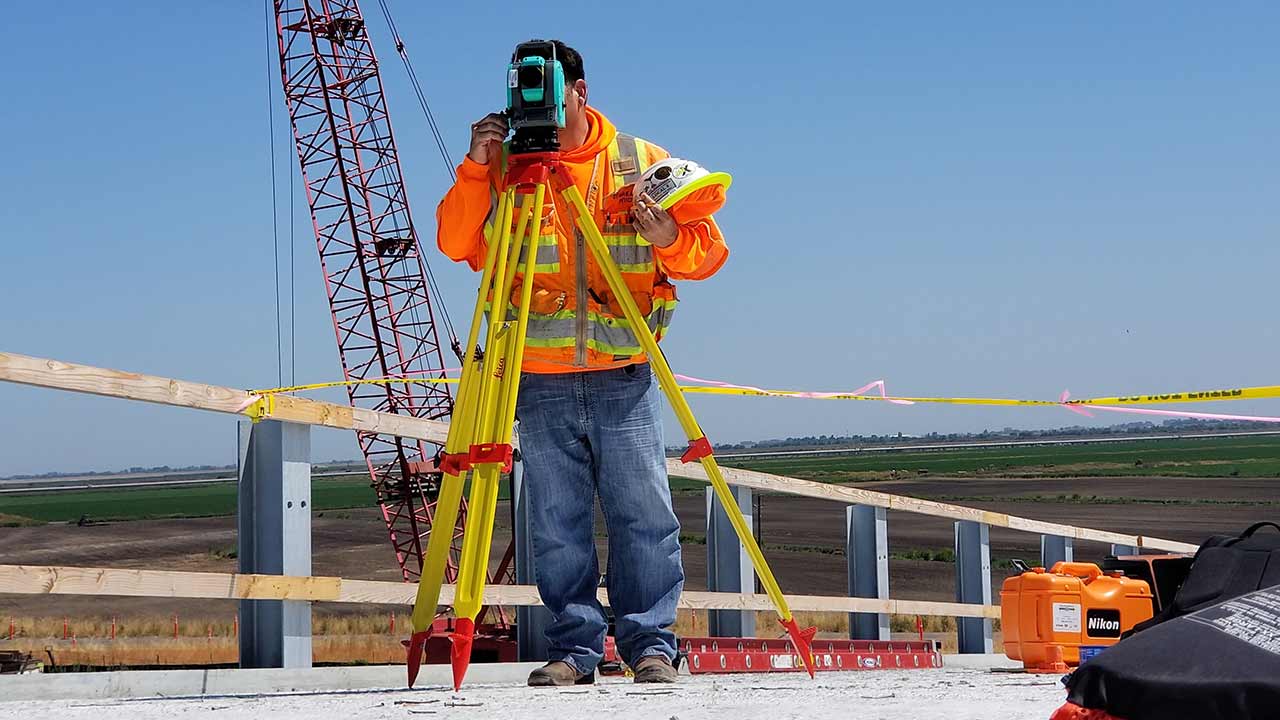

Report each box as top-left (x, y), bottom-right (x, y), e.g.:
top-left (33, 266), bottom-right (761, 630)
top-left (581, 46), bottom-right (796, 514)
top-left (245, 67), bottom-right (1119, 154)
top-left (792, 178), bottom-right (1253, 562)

top-left (436, 40), bottom-right (728, 686)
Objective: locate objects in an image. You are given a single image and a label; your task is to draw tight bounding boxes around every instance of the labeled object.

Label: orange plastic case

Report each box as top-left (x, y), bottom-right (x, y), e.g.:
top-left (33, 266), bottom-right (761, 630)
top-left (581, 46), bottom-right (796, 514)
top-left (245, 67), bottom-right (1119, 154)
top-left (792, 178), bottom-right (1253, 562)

top-left (1001, 562), bottom-right (1154, 670)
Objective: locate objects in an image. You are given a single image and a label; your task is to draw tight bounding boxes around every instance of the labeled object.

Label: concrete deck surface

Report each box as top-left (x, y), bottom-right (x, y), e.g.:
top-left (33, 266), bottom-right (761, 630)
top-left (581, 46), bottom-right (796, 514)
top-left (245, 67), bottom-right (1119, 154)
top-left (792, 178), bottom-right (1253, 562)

top-left (0, 666), bottom-right (1067, 720)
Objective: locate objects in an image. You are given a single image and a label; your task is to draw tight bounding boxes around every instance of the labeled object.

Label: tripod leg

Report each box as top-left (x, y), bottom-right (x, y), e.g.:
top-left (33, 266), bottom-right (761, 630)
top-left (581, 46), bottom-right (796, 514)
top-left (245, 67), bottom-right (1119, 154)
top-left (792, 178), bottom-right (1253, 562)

top-left (404, 189), bottom-right (516, 687)
top-left (449, 183), bottom-right (547, 690)
top-left (558, 184), bottom-right (818, 677)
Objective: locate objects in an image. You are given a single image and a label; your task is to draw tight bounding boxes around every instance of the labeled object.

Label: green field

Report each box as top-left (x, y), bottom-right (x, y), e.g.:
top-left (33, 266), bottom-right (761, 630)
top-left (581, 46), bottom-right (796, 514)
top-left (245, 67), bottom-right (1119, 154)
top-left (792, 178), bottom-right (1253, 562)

top-left (722, 435), bottom-right (1280, 482)
top-left (0, 476), bottom-right (377, 524)
top-left (4, 435), bottom-right (1277, 525)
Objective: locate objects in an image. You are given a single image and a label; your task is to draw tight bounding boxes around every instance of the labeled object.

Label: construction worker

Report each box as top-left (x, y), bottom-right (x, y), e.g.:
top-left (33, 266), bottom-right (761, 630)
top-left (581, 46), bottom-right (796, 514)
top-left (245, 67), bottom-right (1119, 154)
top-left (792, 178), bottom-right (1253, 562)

top-left (436, 40), bottom-right (728, 686)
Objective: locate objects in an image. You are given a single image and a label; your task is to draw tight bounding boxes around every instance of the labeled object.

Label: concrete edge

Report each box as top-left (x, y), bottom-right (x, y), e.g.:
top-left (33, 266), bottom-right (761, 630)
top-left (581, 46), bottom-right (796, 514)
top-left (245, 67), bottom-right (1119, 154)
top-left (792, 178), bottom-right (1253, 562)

top-left (1, 657), bottom-right (1019, 703)
top-left (0, 662), bottom-right (545, 703)
top-left (941, 653), bottom-right (1023, 670)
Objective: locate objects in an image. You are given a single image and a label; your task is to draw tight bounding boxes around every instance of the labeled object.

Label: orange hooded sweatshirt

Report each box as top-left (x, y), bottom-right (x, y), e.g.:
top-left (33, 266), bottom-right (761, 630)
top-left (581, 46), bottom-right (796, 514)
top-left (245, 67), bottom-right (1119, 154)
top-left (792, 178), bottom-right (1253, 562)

top-left (436, 107), bottom-right (728, 373)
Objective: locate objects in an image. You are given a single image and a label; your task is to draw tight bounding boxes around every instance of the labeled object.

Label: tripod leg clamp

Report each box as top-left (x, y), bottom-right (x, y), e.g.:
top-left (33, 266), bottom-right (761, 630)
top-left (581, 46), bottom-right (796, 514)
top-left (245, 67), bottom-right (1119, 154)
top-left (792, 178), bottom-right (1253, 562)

top-left (468, 443), bottom-right (514, 473)
top-left (680, 436), bottom-right (714, 463)
top-left (439, 452), bottom-right (471, 476)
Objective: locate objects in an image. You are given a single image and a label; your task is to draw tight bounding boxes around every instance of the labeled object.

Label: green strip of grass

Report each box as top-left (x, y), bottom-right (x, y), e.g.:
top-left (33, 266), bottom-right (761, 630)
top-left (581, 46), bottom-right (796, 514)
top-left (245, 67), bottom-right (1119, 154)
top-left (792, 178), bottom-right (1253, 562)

top-left (0, 477), bottom-right (377, 524)
top-left (721, 435), bottom-right (1280, 480)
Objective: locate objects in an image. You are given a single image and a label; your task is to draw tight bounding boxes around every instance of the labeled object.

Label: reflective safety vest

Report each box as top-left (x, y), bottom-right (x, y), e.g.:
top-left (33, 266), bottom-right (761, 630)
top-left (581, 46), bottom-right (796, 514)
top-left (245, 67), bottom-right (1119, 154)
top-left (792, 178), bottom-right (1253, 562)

top-left (483, 133), bottom-right (678, 373)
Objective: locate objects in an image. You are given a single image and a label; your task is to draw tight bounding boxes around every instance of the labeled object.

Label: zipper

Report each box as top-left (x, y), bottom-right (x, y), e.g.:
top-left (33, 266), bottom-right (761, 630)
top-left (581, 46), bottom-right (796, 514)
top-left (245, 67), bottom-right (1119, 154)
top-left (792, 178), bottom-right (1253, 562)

top-left (575, 228), bottom-right (587, 367)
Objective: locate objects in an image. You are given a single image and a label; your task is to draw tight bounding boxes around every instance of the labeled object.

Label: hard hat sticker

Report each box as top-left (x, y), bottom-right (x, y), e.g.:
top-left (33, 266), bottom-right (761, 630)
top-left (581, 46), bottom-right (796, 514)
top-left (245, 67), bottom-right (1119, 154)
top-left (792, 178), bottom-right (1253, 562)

top-left (648, 177), bottom-right (678, 202)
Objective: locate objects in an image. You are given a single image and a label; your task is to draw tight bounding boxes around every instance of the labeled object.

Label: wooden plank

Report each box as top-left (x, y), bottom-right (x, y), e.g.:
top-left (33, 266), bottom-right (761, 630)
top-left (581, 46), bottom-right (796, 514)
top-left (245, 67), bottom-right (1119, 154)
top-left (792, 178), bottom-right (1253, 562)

top-left (670, 461), bottom-right (1197, 553)
top-left (0, 351), bottom-right (449, 445)
top-left (0, 352), bottom-right (252, 415)
top-left (0, 565), bottom-right (995, 618)
top-left (0, 350), bottom-right (1195, 554)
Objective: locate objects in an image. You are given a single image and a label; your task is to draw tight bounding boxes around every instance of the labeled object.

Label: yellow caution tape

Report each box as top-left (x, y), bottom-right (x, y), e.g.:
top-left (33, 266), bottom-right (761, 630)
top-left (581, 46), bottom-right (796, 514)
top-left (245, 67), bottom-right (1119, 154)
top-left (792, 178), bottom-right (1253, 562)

top-left (679, 384), bottom-right (1280, 406)
top-left (246, 377), bottom-right (458, 395)
top-left (243, 377), bottom-right (1279, 412)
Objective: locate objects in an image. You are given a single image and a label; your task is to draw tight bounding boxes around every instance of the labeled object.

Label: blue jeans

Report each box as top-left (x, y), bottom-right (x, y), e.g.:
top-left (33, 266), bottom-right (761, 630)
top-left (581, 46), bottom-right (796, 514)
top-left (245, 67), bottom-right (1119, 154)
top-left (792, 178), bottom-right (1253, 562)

top-left (515, 363), bottom-right (684, 673)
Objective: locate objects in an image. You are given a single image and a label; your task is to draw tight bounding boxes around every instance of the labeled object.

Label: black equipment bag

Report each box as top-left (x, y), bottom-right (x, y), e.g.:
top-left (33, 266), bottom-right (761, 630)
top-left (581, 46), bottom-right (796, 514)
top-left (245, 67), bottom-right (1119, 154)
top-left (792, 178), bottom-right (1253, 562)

top-left (1129, 522), bottom-right (1280, 634)
top-left (1065, 522), bottom-right (1280, 720)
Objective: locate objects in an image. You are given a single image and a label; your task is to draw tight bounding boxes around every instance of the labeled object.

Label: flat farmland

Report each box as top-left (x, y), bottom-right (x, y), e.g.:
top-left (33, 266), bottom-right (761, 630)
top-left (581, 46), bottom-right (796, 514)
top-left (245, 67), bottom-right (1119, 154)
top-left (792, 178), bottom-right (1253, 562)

top-left (2, 435), bottom-right (1276, 650)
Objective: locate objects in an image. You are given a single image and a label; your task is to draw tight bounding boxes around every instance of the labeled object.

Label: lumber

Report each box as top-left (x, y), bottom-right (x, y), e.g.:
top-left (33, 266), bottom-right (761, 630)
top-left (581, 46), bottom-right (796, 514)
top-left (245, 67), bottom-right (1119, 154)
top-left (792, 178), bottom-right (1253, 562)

top-left (0, 565), bottom-right (998, 618)
top-left (0, 350), bottom-right (1199, 554)
top-left (0, 351), bottom-right (448, 444)
top-left (670, 461), bottom-right (1200, 554)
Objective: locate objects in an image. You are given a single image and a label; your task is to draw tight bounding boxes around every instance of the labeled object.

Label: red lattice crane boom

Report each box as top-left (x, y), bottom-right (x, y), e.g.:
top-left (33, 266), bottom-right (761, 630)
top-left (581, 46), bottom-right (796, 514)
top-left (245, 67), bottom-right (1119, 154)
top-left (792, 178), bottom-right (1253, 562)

top-left (270, 0), bottom-right (462, 583)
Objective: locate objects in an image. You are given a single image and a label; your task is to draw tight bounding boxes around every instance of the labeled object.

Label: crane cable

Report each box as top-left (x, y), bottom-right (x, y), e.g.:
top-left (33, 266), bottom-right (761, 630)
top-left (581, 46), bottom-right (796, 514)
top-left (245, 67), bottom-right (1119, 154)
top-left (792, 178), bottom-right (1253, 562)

top-left (264, 0), bottom-right (284, 387)
top-left (376, 0), bottom-right (457, 184)
top-left (375, 0), bottom-right (461, 353)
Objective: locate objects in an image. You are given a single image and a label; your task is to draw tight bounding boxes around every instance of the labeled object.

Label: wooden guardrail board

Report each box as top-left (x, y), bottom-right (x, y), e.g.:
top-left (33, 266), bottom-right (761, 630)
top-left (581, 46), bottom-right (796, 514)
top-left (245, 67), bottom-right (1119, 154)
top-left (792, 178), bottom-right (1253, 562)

top-left (0, 565), bottom-right (1000, 619)
top-left (670, 462), bottom-right (1200, 554)
top-left (0, 352), bottom-right (449, 444)
top-left (0, 350), bottom-right (1199, 554)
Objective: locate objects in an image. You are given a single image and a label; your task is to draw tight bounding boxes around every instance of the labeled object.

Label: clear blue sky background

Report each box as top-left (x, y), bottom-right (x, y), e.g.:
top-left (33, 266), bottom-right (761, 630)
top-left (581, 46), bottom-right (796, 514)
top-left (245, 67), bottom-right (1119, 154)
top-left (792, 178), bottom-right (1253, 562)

top-left (2, 2), bottom-right (1277, 476)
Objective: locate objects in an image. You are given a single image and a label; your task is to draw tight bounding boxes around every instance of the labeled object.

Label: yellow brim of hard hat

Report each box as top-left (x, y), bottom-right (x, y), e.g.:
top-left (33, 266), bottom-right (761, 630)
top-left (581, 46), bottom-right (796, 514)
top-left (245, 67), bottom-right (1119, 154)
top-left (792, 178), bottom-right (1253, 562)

top-left (656, 171), bottom-right (733, 211)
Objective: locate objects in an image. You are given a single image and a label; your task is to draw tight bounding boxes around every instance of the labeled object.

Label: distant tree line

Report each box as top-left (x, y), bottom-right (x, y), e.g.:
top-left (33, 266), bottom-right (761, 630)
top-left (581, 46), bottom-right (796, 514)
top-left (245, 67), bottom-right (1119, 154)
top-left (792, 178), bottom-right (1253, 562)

top-left (672, 418), bottom-right (1270, 453)
top-left (5, 418), bottom-right (1268, 480)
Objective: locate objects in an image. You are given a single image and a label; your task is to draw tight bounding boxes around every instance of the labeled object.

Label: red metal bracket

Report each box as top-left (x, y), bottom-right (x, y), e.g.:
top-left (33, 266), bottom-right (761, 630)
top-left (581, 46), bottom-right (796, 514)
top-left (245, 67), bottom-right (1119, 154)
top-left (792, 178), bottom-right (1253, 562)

top-left (468, 443), bottom-right (514, 472)
top-left (505, 153), bottom-right (559, 187)
top-left (681, 437), bottom-right (714, 463)
top-left (439, 452), bottom-right (471, 476)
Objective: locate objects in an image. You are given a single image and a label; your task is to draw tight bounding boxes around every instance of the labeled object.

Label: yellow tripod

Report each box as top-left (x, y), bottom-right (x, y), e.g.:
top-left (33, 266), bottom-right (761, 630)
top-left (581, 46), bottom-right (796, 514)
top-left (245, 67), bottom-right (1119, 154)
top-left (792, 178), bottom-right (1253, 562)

top-left (404, 153), bottom-right (816, 690)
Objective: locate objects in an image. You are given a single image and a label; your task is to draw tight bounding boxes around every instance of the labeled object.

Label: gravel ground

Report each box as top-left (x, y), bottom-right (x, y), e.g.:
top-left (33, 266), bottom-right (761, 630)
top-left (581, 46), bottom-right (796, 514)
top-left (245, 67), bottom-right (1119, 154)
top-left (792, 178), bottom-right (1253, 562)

top-left (0, 668), bottom-right (1068, 720)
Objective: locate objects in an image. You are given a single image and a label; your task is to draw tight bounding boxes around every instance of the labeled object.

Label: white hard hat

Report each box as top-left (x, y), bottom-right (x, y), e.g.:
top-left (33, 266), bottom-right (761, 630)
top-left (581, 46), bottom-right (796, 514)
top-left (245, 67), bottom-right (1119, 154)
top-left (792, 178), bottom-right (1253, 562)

top-left (637, 158), bottom-right (732, 210)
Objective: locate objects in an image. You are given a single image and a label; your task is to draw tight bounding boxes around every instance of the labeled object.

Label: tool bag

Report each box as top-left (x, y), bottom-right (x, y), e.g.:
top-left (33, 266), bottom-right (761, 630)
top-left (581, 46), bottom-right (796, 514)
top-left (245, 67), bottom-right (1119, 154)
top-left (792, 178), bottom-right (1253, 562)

top-left (1061, 522), bottom-right (1280, 720)
top-left (1128, 521), bottom-right (1280, 634)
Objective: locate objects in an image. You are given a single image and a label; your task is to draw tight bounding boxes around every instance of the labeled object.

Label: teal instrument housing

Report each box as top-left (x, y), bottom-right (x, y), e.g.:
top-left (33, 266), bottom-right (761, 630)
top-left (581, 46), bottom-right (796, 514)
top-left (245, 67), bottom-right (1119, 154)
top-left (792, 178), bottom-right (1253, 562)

top-left (507, 55), bottom-right (566, 128)
top-left (507, 39), bottom-right (569, 153)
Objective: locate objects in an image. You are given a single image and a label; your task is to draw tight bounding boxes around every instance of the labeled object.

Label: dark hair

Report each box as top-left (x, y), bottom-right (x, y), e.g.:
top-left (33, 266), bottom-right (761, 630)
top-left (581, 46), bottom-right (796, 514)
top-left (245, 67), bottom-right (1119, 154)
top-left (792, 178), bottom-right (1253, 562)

top-left (551, 40), bottom-right (584, 84)
top-left (515, 39), bottom-right (584, 84)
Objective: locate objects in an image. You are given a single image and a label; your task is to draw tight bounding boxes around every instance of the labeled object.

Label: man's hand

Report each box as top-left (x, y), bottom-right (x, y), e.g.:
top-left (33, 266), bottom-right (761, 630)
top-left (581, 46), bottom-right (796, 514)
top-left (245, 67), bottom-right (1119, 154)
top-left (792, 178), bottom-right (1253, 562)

top-left (467, 113), bottom-right (508, 165)
top-left (632, 192), bottom-right (678, 248)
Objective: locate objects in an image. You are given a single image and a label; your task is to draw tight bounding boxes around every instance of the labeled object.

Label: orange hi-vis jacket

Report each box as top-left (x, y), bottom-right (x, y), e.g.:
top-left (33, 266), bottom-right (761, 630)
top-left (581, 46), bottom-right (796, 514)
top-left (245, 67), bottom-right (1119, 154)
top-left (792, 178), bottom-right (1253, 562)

top-left (436, 107), bottom-right (728, 374)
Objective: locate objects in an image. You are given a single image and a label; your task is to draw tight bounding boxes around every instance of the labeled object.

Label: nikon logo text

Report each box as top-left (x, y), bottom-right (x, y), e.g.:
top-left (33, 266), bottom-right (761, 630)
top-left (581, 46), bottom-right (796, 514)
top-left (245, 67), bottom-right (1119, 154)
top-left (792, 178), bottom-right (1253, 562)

top-left (1085, 609), bottom-right (1123, 638)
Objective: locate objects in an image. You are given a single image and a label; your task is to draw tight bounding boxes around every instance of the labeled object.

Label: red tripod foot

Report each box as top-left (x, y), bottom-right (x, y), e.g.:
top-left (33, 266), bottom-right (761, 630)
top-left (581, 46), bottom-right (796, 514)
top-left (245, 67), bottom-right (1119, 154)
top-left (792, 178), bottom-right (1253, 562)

top-left (780, 617), bottom-right (818, 678)
top-left (403, 629), bottom-right (432, 688)
top-left (450, 617), bottom-right (476, 691)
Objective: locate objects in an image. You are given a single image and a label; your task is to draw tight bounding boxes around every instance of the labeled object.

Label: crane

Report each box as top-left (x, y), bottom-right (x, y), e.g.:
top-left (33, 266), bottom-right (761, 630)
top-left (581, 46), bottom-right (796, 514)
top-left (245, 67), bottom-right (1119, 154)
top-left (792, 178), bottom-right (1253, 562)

top-left (268, 0), bottom-right (516, 641)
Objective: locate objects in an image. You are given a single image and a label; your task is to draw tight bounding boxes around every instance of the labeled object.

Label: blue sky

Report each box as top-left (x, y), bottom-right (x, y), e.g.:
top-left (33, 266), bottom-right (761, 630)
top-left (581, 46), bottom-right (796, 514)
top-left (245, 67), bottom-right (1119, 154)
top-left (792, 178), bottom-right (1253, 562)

top-left (2, 2), bottom-right (1277, 475)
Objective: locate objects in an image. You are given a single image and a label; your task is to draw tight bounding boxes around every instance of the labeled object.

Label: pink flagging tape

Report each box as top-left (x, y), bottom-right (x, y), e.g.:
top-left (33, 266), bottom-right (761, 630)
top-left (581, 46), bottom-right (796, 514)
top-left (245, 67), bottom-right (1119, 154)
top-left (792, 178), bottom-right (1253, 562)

top-left (1056, 390), bottom-right (1280, 423)
top-left (673, 374), bottom-right (916, 405)
top-left (1076, 404), bottom-right (1280, 424)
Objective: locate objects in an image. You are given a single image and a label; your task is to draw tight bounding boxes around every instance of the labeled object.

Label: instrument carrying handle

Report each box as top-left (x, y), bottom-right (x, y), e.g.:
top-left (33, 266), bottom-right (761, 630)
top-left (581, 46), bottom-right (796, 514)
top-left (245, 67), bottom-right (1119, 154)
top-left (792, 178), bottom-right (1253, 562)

top-left (1240, 521), bottom-right (1280, 538)
top-left (1051, 562), bottom-right (1104, 581)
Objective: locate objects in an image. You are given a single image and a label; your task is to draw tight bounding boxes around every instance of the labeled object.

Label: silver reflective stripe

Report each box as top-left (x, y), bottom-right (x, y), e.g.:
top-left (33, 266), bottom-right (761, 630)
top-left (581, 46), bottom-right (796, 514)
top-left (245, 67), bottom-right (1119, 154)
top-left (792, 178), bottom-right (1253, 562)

top-left (587, 304), bottom-right (674, 355)
top-left (518, 236), bottom-right (559, 271)
top-left (606, 243), bottom-right (653, 269)
top-left (526, 314), bottom-right (576, 340)
top-left (485, 303), bottom-right (677, 357)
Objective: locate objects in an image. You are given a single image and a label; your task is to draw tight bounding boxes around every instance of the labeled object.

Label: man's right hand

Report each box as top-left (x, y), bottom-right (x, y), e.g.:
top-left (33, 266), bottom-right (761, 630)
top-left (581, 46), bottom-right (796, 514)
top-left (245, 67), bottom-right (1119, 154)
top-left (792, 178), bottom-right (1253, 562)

top-left (467, 113), bottom-right (509, 165)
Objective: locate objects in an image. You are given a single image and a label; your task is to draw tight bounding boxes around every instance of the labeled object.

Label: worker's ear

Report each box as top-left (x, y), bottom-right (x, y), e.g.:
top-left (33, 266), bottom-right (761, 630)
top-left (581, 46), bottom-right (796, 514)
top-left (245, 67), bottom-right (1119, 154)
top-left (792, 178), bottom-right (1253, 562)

top-left (573, 79), bottom-right (588, 107)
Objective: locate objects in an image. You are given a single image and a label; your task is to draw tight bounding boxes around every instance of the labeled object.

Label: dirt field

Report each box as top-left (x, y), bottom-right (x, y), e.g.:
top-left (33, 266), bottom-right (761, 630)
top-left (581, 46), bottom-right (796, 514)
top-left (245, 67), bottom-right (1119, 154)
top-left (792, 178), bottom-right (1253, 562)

top-left (3, 474), bottom-right (1275, 634)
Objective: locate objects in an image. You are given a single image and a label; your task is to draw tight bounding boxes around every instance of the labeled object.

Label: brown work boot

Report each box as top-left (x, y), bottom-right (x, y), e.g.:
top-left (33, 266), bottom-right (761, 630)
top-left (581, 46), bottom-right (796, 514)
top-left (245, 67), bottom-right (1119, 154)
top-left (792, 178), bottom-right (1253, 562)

top-left (527, 660), bottom-right (594, 687)
top-left (632, 655), bottom-right (678, 683)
